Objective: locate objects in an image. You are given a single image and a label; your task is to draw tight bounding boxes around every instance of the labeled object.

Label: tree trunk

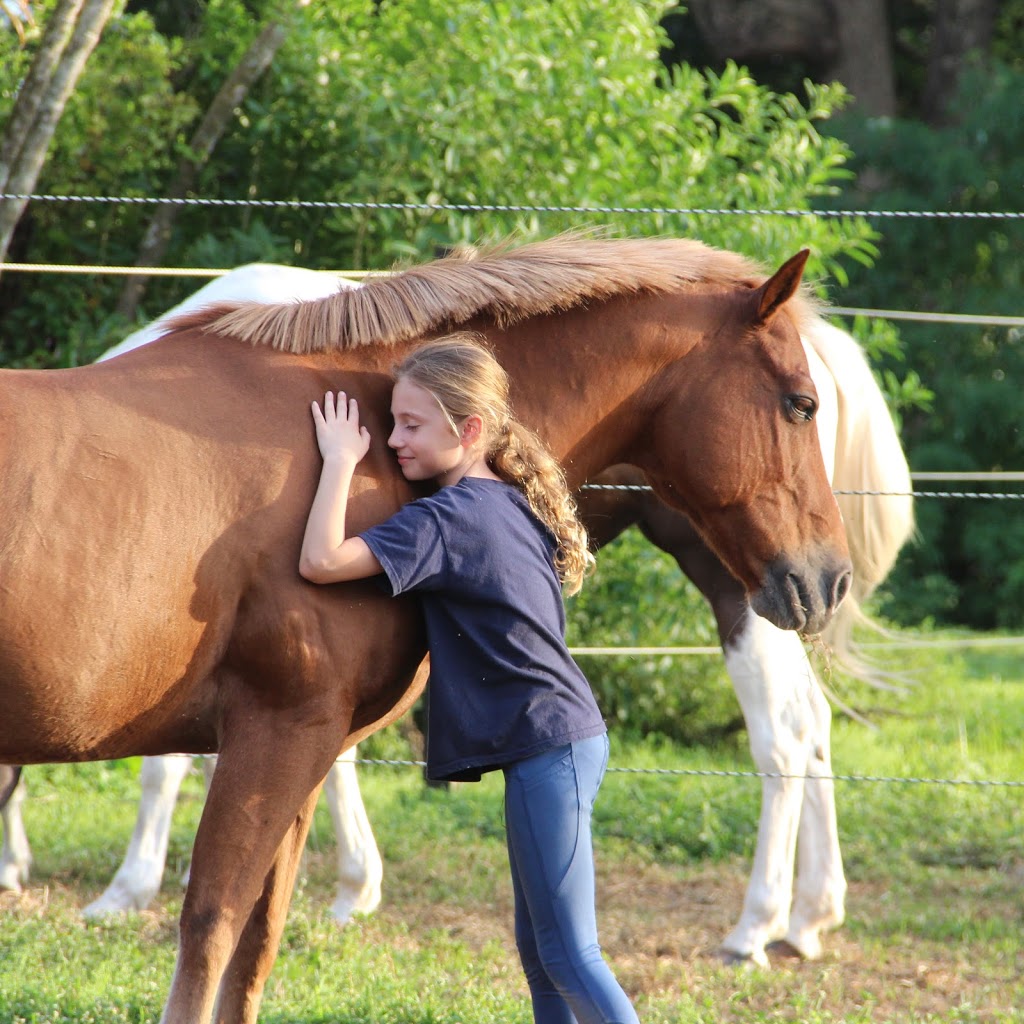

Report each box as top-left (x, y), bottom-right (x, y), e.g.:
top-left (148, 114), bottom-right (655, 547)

top-left (114, 18), bottom-right (290, 320)
top-left (825, 0), bottom-right (896, 117)
top-left (922, 0), bottom-right (998, 125)
top-left (689, 0), bottom-right (896, 118)
top-left (0, 0), bottom-right (119, 276)
top-left (0, 0), bottom-right (84, 189)
top-left (688, 0), bottom-right (837, 63)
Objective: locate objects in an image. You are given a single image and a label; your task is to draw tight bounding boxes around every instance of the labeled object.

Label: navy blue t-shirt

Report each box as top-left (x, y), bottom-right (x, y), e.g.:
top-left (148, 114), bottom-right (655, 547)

top-left (360, 477), bottom-right (606, 782)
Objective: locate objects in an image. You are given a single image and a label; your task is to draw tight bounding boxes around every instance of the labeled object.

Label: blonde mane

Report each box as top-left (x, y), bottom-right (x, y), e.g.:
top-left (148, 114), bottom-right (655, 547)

top-left (163, 233), bottom-right (817, 353)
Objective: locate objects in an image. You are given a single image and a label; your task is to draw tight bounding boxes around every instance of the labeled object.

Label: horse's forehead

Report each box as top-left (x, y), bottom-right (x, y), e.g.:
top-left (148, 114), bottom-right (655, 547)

top-left (751, 309), bottom-right (815, 382)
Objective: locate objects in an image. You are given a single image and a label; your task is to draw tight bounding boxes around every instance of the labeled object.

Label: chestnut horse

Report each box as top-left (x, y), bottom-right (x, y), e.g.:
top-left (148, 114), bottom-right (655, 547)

top-left (0, 235), bottom-right (850, 1022)
top-left (40, 287), bottom-right (903, 971)
top-left (1, 314), bottom-right (913, 964)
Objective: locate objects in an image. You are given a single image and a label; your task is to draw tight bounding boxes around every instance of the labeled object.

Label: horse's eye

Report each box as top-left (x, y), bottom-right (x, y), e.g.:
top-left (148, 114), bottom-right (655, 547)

top-left (786, 394), bottom-right (817, 422)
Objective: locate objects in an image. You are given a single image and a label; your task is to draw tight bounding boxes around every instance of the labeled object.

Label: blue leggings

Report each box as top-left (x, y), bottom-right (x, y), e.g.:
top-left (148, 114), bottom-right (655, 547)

top-left (503, 734), bottom-right (640, 1024)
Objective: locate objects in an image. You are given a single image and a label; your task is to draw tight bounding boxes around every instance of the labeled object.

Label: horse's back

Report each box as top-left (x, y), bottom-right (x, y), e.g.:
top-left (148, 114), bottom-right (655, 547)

top-left (100, 265), bottom-right (355, 361)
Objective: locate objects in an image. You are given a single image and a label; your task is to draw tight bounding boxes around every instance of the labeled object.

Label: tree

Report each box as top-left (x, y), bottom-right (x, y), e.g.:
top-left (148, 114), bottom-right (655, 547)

top-left (828, 0), bottom-right (896, 117)
top-left (922, 0), bottom-right (998, 124)
top-left (0, 0), bottom-right (119, 275)
top-left (681, 0), bottom-right (895, 116)
top-left (673, 0), bottom-right (1007, 124)
top-left (115, 13), bottom-right (291, 319)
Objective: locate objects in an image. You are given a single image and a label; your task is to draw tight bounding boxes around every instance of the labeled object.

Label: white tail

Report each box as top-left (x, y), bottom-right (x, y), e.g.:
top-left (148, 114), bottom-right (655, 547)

top-left (804, 320), bottom-right (915, 681)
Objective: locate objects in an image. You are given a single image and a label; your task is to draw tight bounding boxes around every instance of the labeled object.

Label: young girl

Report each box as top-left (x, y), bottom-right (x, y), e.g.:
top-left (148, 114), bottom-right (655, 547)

top-left (299, 333), bottom-right (640, 1024)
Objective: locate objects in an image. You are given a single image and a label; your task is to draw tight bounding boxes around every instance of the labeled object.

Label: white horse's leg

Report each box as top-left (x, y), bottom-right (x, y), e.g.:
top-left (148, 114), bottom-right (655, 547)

top-left (324, 746), bottom-right (383, 924)
top-left (785, 677), bottom-right (846, 958)
top-left (720, 611), bottom-right (814, 966)
top-left (82, 754), bottom-right (193, 918)
top-left (0, 775), bottom-right (31, 891)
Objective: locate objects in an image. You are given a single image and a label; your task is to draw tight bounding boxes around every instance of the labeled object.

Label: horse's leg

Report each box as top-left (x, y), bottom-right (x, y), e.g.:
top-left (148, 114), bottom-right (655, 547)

top-left (0, 770), bottom-right (30, 891)
top-left (633, 502), bottom-right (808, 966)
top-left (324, 746), bottom-right (383, 924)
top-left (213, 784), bottom-right (322, 1024)
top-left (83, 754), bottom-right (193, 918)
top-left (782, 675), bottom-right (846, 958)
top-left (0, 764), bottom-right (20, 806)
top-left (179, 754), bottom-right (218, 890)
top-left (720, 611), bottom-right (813, 966)
top-left (160, 723), bottom-right (341, 1024)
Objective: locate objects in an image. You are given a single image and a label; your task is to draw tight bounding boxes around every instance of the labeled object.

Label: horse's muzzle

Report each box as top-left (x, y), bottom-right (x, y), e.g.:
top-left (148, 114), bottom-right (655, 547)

top-left (749, 550), bottom-right (853, 635)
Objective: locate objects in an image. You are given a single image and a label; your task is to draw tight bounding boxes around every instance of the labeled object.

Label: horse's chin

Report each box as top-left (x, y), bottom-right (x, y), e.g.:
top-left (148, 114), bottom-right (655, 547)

top-left (749, 552), bottom-right (852, 635)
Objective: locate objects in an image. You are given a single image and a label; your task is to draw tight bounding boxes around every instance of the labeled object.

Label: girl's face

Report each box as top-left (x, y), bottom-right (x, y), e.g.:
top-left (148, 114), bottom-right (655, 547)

top-left (388, 377), bottom-right (477, 486)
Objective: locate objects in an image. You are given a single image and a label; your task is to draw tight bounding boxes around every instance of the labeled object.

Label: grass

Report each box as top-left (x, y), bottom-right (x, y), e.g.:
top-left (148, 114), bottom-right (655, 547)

top-left (1, 631), bottom-right (1023, 1022)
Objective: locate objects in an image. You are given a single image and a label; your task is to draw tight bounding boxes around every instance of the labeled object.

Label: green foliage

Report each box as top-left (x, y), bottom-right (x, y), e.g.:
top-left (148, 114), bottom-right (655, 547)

top-left (830, 62), bottom-right (1024, 628)
top-left (3, 0), bottom-right (876, 350)
top-left (0, 9), bottom-right (197, 363)
top-left (254, 0), bottom-right (876, 279)
top-left (0, 8), bottom-right (36, 92)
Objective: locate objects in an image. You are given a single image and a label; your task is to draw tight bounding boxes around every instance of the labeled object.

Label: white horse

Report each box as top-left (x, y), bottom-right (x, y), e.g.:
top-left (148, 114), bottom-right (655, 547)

top-left (0, 265), bottom-right (914, 966)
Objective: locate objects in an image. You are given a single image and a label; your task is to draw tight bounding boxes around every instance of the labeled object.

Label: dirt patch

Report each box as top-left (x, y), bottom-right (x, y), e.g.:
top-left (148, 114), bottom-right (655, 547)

top-left (362, 852), bottom-right (1023, 1022)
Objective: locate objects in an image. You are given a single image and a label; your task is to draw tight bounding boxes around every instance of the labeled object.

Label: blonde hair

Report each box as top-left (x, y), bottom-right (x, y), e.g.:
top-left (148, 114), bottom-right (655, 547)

top-left (393, 333), bottom-right (594, 595)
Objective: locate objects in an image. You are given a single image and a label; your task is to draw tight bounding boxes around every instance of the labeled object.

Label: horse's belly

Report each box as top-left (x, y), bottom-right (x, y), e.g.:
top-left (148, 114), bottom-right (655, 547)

top-left (0, 584), bottom-right (224, 763)
top-left (0, 649), bottom-right (220, 764)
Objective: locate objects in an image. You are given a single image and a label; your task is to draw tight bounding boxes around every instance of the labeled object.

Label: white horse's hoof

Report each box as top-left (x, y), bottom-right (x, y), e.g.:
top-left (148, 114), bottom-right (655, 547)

top-left (82, 883), bottom-right (158, 919)
top-left (330, 885), bottom-right (381, 926)
top-left (773, 932), bottom-right (822, 961)
top-left (717, 946), bottom-right (769, 970)
top-left (0, 865), bottom-right (24, 892)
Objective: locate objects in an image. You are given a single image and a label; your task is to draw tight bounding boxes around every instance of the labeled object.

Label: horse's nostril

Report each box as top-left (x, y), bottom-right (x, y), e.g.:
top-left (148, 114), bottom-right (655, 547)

top-left (833, 569), bottom-right (853, 609)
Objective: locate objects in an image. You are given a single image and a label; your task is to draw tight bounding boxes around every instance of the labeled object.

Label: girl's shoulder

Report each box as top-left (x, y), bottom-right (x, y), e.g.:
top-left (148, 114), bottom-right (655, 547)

top-left (427, 477), bottom-right (531, 525)
top-left (443, 476), bottom-right (515, 503)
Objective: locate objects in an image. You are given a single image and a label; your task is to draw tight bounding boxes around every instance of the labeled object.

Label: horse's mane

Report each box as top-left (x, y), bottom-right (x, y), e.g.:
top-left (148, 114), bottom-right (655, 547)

top-left (162, 233), bottom-right (818, 353)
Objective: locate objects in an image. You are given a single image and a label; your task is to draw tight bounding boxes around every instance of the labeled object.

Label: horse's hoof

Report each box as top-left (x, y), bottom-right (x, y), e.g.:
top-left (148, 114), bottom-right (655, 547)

top-left (0, 871), bottom-right (23, 893)
top-left (717, 948), bottom-right (769, 970)
top-left (764, 938), bottom-right (806, 961)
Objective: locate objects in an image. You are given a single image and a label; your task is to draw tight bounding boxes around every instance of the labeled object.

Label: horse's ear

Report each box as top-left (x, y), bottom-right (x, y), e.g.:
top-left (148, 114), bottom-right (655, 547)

top-left (755, 249), bottom-right (810, 324)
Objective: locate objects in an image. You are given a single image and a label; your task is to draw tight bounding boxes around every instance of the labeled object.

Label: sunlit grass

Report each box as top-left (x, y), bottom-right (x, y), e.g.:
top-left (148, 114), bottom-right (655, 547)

top-left (2, 632), bottom-right (1023, 1022)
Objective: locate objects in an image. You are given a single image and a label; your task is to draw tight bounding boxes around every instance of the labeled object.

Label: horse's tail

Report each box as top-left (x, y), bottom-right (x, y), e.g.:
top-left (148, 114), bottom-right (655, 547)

top-left (804, 319), bottom-right (915, 688)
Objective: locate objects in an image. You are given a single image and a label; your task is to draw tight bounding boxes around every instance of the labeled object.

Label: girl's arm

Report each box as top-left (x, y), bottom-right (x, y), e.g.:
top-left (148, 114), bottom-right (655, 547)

top-left (299, 391), bottom-right (384, 584)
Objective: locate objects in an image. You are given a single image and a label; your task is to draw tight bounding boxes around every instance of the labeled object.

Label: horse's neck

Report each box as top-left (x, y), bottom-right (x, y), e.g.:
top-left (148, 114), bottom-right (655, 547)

top-left (490, 305), bottom-right (697, 486)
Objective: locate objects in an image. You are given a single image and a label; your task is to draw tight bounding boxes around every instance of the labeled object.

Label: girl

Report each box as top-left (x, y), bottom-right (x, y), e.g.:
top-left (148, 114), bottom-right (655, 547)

top-left (299, 333), bottom-right (640, 1024)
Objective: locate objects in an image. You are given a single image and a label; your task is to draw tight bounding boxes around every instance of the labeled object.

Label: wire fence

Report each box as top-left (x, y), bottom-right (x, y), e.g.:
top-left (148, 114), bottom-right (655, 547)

top-left (2, 189), bottom-right (1023, 791)
top-left (4, 189), bottom-right (1023, 327)
top-left (4, 190), bottom-right (1024, 219)
top-left (350, 757), bottom-right (1024, 788)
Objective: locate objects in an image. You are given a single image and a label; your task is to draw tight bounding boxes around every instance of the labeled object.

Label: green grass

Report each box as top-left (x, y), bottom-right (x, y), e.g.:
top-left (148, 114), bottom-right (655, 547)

top-left (1, 631), bottom-right (1023, 1022)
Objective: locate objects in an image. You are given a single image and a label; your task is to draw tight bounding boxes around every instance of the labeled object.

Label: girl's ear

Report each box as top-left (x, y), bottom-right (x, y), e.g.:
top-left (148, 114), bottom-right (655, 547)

top-left (460, 414), bottom-right (484, 448)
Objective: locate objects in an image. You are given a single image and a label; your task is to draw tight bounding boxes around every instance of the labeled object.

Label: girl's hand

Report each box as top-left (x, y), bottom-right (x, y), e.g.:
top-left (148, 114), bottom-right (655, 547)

top-left (311, 391), bottom-right (371, 466)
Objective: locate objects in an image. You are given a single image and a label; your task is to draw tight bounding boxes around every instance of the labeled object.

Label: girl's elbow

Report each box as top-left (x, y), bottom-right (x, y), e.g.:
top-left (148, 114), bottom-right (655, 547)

top-left (298, 553), bottom-right (330, 584)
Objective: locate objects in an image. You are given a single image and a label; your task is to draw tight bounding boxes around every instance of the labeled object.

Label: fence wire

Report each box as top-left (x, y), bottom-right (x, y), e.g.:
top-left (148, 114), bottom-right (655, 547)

top-left (352, 758), bottom-right (1024, 788)
top-left (4, 190), bottom-right (1024, 220)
